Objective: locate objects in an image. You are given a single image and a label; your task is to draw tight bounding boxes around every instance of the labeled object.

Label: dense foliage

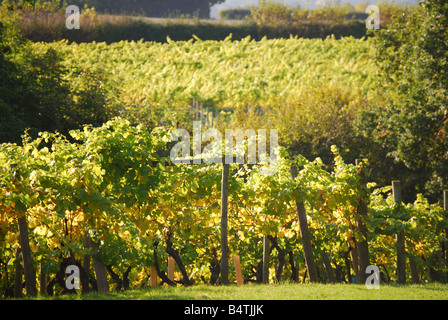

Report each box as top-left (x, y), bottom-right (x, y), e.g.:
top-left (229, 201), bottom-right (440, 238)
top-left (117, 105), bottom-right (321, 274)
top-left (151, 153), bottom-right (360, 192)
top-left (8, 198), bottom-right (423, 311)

top-left (364, 0), bottom-right (448, 202)
top-left (0, 7), bottom-right (110, 144)
top-left (1, 119), bottom-right (446, 297)
top-left (251, 0), bottom-right (415, 26)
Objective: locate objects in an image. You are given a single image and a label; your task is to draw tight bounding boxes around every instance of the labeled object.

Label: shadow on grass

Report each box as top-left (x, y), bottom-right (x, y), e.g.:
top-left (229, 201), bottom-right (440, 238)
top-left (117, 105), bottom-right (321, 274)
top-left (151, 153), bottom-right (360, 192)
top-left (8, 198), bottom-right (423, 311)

top-left (80, 285), bottom-right (223, 300)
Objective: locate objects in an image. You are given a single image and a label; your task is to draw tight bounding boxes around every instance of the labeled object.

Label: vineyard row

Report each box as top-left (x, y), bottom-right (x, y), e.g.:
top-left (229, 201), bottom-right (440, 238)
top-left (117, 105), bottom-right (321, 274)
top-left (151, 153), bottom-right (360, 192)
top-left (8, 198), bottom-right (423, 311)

top-left (1, 118), bottom-right (447, 297)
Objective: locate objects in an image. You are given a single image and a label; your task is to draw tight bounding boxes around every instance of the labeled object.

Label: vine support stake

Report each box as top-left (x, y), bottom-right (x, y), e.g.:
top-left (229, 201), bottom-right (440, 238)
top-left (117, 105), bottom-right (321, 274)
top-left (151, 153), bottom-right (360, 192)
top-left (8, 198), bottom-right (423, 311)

top-left (262, 235), bottom-right (270, 284)
top-left (91, 240), bottom-right (109, 293)
top-left (168, 257), bottom-right (175, 282)
top-left (200, 103), bottom-right (203, 124)
top-left (444, 190), bottom-right (448, 283)
top-left (290, 164), bottom-right (319, 283)
top-left (355, 158), bottom-right (370, 284)
top-left (233, 255), bottom-right (244, 285)
top-left (150, 265), bottom-right (158, 287)
top-left (392, 180), bottom-right (406, 284)
top-left (220, 162), bottom-right (230, 285)
top-left (444, 190), bottom-right (448, 212)
top-left (17, 214), bottom-right (38, 297)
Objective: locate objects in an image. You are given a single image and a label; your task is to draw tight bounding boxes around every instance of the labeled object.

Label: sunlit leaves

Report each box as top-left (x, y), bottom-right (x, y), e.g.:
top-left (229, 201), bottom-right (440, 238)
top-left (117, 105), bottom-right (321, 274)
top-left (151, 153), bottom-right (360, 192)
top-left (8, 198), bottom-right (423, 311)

top-left (0, 117), bottom-right (445, 287)
top-left (35, 36), bottom-right (376, 131)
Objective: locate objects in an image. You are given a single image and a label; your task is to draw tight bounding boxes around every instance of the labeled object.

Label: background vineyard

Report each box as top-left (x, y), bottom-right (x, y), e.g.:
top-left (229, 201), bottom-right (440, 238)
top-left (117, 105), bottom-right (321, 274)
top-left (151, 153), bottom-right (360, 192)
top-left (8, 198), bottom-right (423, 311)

top-left (35, 36), bottom-right (376, 165)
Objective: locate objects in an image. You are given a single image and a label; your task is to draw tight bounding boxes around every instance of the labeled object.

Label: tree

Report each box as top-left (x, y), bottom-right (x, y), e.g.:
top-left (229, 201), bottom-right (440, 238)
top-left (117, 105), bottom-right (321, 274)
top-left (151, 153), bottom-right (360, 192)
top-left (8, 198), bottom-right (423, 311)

top-left (370, 0), bottom-right (448, 202)
top-left (0, 5), bottom-right (110, 144)
top-left (0, 21), bottom-right (33, 143)
top-left (289, 164), bottom-right (319, 283)
top-left (69, 0), bottom-right (225, 18)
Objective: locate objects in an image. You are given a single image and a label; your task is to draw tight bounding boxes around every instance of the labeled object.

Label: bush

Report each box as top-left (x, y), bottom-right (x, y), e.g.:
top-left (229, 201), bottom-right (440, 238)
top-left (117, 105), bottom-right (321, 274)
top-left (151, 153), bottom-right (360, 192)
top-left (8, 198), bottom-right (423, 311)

top-left (251, 0), bottom-right (354, 24)
top-left (0, 4), bottom-right (112, 143)
top-left (218, 8), bottom-right (251, 20)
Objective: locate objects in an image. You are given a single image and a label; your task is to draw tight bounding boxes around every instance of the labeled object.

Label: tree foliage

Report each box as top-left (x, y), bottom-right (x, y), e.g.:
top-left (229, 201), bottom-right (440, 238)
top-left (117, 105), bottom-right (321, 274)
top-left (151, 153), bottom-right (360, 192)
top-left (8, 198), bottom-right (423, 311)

top-left (368, 0), bottom-right (448, 201)
top-left (0, 5), bottom-right (111, 144)
top-left (16, 0), bottom-right (225, 18)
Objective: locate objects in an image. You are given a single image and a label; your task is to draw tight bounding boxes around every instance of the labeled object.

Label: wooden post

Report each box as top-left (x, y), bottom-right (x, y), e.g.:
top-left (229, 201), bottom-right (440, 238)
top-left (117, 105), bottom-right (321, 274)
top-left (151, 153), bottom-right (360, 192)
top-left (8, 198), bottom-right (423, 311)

top-left (320, 250), bottom-right (336, 283)
top-left (40, 262), bottom-right (47, 295)
top-left (168, 257), bottom-right (175, 282)
top-left (354, 158), bottom-right (370, 284)
top-left (17, 215), bottom-right (37, 296)
top-left (150, 265), bottom-right (158, 287)
top-left (9, 164), bottom-right (36, 296)
top-left (192, 97), bottom-right (195, 119)
top-left (290, 165), bottom-right (319, 283)
top-left (444, 190), bottom-right (448, 283)
top-left (349, 237), bottom-right (359, 282)
top-left (200, 103), bottom-right (203, 125)
top-left (14, 248), bottom-right (23, 298)
top-left (91, 240), bottom-right (109, 293)
top-left (220, 163), bottom-right (230, 285)
top-left (193, 97), bottom-right (197, 121)
top-left (81, 230), bottom-right (91, 294)
top-left (233, 255), bottom-right (244, 285)
top-left (409, 254), bottom-right (420, 284)
top-left (262, 236), bottom-right (270, 284)
top-left (195, 98), bottom-right (199, 121)
top-left (444, 189), bottom-right (448, 212)
top-left (393, 180), bottom-right (406, 284)
top-left (83, 231), bottom-right (91, 275)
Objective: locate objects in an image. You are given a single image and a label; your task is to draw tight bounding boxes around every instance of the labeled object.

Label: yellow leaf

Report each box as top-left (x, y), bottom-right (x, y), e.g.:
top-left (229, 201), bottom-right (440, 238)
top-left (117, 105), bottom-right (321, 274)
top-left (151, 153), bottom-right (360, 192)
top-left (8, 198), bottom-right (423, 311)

top-left (34, 225), bottom-right (47, 236)
top-left (30, 242), bottom-right (38, 252)
top-left (5, 233), bottom-right (17, 245)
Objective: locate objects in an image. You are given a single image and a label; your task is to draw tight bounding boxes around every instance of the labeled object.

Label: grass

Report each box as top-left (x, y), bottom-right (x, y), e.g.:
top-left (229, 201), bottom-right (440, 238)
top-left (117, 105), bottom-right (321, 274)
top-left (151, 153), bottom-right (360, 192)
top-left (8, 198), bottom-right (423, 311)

top-left (25, 283), bottom-right (448, 300)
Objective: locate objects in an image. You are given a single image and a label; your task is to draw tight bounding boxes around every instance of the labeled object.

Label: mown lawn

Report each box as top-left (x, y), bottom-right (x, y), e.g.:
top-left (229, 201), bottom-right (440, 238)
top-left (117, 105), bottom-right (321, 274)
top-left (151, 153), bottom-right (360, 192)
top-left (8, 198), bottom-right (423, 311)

top-left (28, 283), bottom-right (448, 300)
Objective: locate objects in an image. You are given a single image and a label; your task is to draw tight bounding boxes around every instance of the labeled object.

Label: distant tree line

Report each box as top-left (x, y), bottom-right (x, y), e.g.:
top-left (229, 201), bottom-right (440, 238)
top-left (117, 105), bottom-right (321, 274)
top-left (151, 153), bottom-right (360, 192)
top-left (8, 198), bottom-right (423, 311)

top-left (70, 0), bottom-right (224, 18)
top-left (11, 0), bottom-right (227, 18)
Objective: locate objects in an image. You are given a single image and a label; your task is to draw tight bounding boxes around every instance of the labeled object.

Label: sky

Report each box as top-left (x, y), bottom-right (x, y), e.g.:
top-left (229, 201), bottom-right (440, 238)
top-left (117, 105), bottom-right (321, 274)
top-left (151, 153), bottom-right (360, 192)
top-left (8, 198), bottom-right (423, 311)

top-left (209, 0), bottom-right (419, 19)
